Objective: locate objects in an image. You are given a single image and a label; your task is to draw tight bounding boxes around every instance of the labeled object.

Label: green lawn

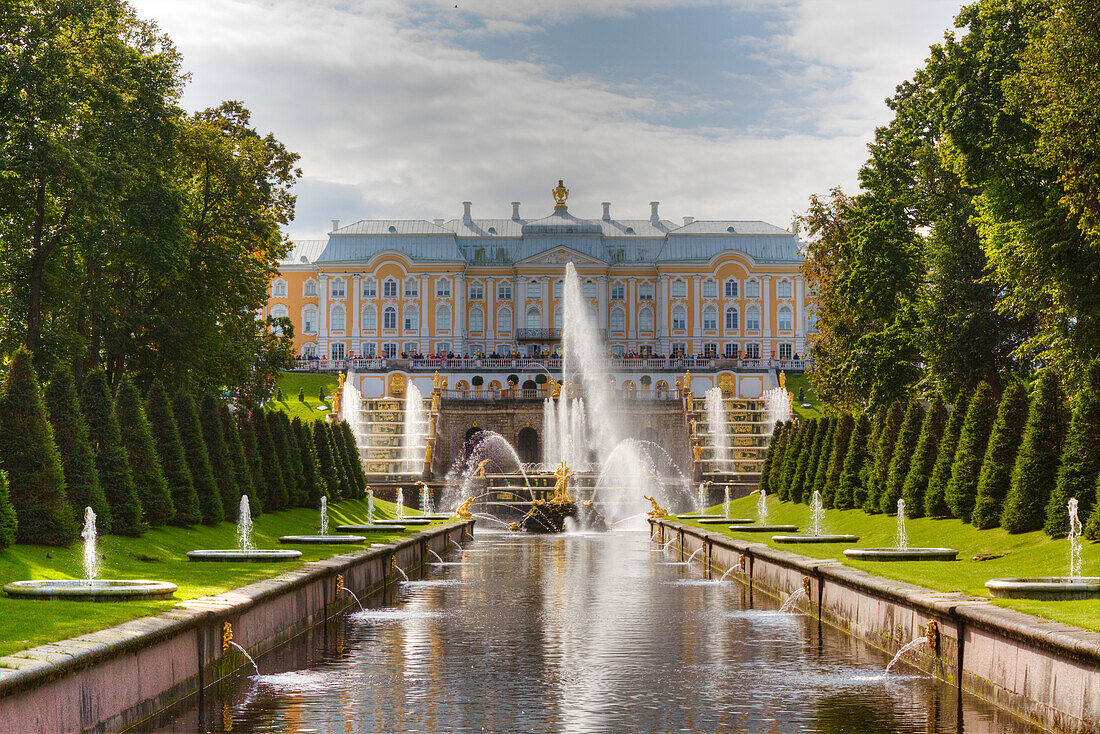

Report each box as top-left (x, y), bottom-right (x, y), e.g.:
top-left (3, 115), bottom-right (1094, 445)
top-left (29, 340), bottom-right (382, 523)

top-left (0, 497), bottom-right (439, 658)
top-left (267, 371), bottom-right (340, 422)
top-left (677, 494), bottom-right (1100, 632)
top-left (783, 373), bottom-right (824, 419)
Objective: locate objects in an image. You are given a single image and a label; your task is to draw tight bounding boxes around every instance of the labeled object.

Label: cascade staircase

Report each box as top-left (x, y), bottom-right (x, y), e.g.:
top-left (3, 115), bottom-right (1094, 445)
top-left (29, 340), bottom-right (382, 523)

top-left (686, 395), bottom-right (771, 496)
top-left (355, 397), bottom-right (436, 479)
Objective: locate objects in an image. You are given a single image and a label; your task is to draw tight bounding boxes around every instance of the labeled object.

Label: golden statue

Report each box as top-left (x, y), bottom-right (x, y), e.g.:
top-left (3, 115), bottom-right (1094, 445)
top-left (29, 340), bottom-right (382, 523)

top-left (548, 377), bottom-right (560, 398)
top-left (424, 441), bottom-right (432, 467)
top-left (337, 372), bottom-right (346, 391)
top-left (333, 372), bottom-right (345, 414)
top-left (428, 416), bottom-right (435, 435)
top-left (476, 458), bottom-right (491, 478)
top-left (681, 370), bottom-right (691, 390)
top-left (690, 417), bottom-right (698, 437)
top-left (684, 390), bottom-right (694, 405)
top-left (693, 444), bottom-right (704, 463)
top-left (441, 376), bottom-right (448, 390)
top-left (454, 497), bottom-right (475, 519)
top-left (551, 460), bottom-right (573, 503)
top-left (644, 495), bottom-right (668, 518)
top-left (552, 179), bottom-right (569, 210)
top-left (508, 522), bottom-right (520, 531)
top-left (431, 392), bottom-right (440, 412)
top-left (432, 370), bottom-right (442, 391)
top-left (779, 370), bottom-right (787, 389)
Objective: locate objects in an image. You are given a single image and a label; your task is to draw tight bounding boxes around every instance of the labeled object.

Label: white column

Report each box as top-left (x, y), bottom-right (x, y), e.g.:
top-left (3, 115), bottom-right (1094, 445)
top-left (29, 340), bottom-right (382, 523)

top-left (794, 276), bottom-right (804, 338)
top-left (518, 277), bottom-right (527, 333)
top-left (627, 278), bottom-right (637, 340)
top-left (351, 275), bottom-right (361, 349)
top-left (541, 276), bottom-right (550, 339)
top-left (657, 274), bottom-right (669, 353)
top-left (692, 275), bottom-right (701, 346)
top-left (761, 276), bottom-right (771, 358)
top-left (487, 277), bottom-right (495, 341)
top-left (420, 274), bottom-right (429, 352)
top-left (456, 272), bottom-right (466, 349)
top-left (597, 275), bottom-right (608, 333)
top-left (318, 274), bottom-right (329, 355)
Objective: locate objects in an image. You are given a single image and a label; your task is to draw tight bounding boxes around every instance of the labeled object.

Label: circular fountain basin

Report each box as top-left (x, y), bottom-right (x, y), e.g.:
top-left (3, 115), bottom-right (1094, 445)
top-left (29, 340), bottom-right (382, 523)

top-left (984, 577), bottom-right (1100, 600)
top-left (697, 518), bottom-right (754, 525)
top-left (676, 514), bottom-right (725, 520)
top-left (843, 548), bottom-right (957, 562)
top-left (3, 579), bottom-right (178, 602)
top-left (730, 525), bottom-right (799, 533)
top-left (772, 534), bottom-right (860, 544)
top-left (418, 514), bottom-right (452, 520)
top-left (278, 535), bottom-right (368, 544)
top-left (373, 519), bottom-right (433, 526)
top-left (186, 549), bottom-right (302, 563)
top-left (336, 524), bottom-right (407, 533)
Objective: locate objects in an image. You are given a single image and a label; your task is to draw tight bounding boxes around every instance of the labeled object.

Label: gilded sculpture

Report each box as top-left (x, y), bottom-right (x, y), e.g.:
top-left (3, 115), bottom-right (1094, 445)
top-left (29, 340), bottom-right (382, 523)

top-left (476, 458), bottom-right (492, 478)
top-left (454, 497), bottom-right (475, 519)
top-left (551, 460), bottom-right (573, 503)
top-left (552, 179), bottom-right (569, 210)
top-left (644, 495), bottom-right (668, 518)
top-left (693, 444), bottom-right (704, 462)
top-left (432, 370), bottom-right (442, 391)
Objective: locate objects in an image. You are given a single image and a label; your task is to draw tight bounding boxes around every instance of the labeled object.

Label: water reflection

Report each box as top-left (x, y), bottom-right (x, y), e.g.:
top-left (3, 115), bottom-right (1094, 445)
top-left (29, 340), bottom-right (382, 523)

top-left (144, 531), bottom-right (1037, 733)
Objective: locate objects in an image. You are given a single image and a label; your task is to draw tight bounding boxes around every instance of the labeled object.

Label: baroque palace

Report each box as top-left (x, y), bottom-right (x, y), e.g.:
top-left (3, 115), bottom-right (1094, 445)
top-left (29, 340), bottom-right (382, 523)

top-left (267, 181), bottom-right (813, 367)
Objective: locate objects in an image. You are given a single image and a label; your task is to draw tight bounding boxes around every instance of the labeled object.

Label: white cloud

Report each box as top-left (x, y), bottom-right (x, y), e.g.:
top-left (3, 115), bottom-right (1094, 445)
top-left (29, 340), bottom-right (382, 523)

top-left (132, 0), bottom-right (966, 238)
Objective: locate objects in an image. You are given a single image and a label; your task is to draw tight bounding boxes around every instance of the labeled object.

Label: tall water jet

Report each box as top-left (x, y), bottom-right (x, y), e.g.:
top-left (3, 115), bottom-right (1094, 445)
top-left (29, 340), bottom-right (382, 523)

top-left (421, 483), bottom-right (435, 514)
top-left (696, 483), bottom-right (707, 513)
top-left (542, 398), bottom-right (559, 468)
top-left (723, 485), bottom-right (731, 518)
top-left (341, 370), bottom-right (366, 459)
top-left (809, 490), bottom-right (825, 536)
top-left (82, 507), bottom-right (101, 585)
top-left (402, 383), bottom-right (428, 472)
top-left (894, 499), bottom-right (908, 551)
top-left (705, 387), bottom-right (729, 466)
top-left (367, 487), bottom-right (375, 518)
top-left (757, 490), bottom-right (769, 525)
top-left (319, 496), bottom-right (329, 537)
top-left (396, 487), bottom-right (405, 518)
top-left (1069, 497), bottom-right (1083, 578)
top-left (237, 495), bottom-right (255, 551)
top-left (763, 386), bottom-right (791, 431)
top-left (844, 497), bottom-right (956, 561)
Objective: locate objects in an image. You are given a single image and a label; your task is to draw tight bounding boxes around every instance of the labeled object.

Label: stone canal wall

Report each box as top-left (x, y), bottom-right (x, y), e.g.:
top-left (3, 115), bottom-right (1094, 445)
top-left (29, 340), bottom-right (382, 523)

top-left (0, 520), bottom-right (473, 733)
top-left (652, 519), bottom-right (1100, 734)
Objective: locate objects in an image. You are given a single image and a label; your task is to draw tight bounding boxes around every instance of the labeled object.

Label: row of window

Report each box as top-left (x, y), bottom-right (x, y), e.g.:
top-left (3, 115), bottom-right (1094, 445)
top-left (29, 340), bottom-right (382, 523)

top-left (272, 275), bottom-right (797, 303)
top-left (306, 341), bottom-right (797, 360)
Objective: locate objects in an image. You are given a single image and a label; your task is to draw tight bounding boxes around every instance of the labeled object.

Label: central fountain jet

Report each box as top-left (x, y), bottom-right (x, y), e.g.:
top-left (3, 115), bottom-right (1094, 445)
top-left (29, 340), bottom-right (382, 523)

top-left (519, 460), bottom-right (607, 533)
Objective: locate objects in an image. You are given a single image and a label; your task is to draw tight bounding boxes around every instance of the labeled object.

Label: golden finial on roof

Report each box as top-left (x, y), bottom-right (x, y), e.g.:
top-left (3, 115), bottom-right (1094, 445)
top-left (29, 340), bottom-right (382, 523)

top-left (552, 179), bottom-right (569, 210)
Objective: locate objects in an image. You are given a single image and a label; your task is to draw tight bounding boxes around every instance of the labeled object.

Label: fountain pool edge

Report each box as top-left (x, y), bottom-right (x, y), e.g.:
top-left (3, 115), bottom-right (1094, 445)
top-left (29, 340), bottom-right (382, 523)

top-left (0, 519), bottom-right (474, 734)
top-left (651, 518), bottom-right (1100, 734)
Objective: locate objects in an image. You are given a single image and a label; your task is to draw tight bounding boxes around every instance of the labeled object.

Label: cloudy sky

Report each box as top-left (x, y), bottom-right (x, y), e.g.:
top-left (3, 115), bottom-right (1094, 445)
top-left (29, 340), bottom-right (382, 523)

top-left (131, 0), bottom-right (968, 238)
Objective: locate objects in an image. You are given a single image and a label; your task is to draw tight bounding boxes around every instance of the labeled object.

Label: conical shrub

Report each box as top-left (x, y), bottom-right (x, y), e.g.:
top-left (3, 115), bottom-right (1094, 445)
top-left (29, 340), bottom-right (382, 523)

top-left (789, 419), bottom-right (819, 504)
top-left (45, 366), bottom-right (111, 532)
top-left (267, 413), bottom-right (301, 507)
top-left (329, 422), bottom-right (354, 501)
top-left (836, 414), bottom-right (871, 510)
top-left (0, 470), bottom-right (16, 548)
top-left (901, 395), bottom-right (947, 518)
top-left (0, 349), bottom-right (76, 545)
top-left (880, 402), bottom-right (924, 515)
top-left (864, 404), bottom-right (904, 514)
top-left (314, 420), bottom-right (340, 501)
top-left (925, 388), bottom-right (970, 518)
top-left (776, 421), bottom-right (805, 501)
top-left (810, 417), bottom-right (836, 503)
top-left (945, 382), bottom-right (997, 523)
top-left (82, 369), bottom-right (144, 536)
top-left (115, 375), bottom-right (174, 527)
top-left (1002, 371), bottom-right (1068, 533)
top-left (293, 419), bottom-right (327, 508)
top-left (759, 421), bottom-right (787, 495)
top-left (1086, 478), bottom-right (1100, 541)
top-left (282, 412), bottom-right (308, 505)
top-left (237, 417), bottom-right (266, 514)
top-left (971, 383), bottom-right (1030, 529)
top-left (221, 405), bottom-right (255, 513)
top-left (340, 422), bottom-right (367, 497)
top-left (253, 411), bottom-right (286, 510)
top-left (146, 380), bottom-right (200, 526)
top-left (173, 389), bottom-right (223, 525)
top-left (822, 414), bottom-right (854, 508)
top-left (1044, 359), bottom-right (1100, 537)
top-left (199, 396), bottom-right (239, 520)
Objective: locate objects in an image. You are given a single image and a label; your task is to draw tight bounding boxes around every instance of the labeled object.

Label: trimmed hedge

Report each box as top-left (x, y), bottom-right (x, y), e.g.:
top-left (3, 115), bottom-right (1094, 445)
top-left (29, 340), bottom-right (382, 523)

top-left (809, 417), bottom-right (835, 504)
top-left (199, 395), bottom-right (239, 521)
top-left (339, 422), bottom-right (367, 497)
top-left (292, 418), bottom-right (326, 508)
top-left (880, 401), bottom-right (924, 515)
top-left (1002, 371), bottom-right (1068, 534)
top-left (146, 380), bottom-right (200, 527)
top-left (925, 388), bottom-right (970, 518)
top-left (45, 366), bottom-right (112, 532)
top-left (835, 414), bottom-right (871, 510)
top-left (82, 370), bottom-right (144, 536)
top-left (945, 382), bottom-right (997, 523)
top-left (314, 420), bottom-right (340, 501)
top-left (971, 382), bottom-right (1029, 529)
top-left (789, 418), bottom-right (819, 504)
top-left (822, 414), bottom-right (854, 508)
top-left (174, 389), bottom-right (223, 525)
top-left (238, 417), bottom-right (267, 514)
top-left (900, 394), bottom-right (947, 518)
top-left (759, 421), bottom-right (787, 496)
top-left (0, 349), bottom-right (77, 545)
top-left (253, 410), bottom-right (286, 510)
top-left (864, 404), bottom-right (903, 514)
top-left (115, 375), bottom-right (174, 527)
top-left (221, 405), bottom-right (256, 514)
top-left (1044, 359), bottom-right (1100, 537)
top-left (776, 420), bottom-right (805, 501)
top-left (268, 412), bottom-right (302, 507)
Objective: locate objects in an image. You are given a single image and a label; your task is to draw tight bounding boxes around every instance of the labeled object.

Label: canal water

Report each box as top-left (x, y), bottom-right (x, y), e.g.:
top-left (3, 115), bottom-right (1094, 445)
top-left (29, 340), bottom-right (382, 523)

top-left (145, 531), bottom-right (1037, 733)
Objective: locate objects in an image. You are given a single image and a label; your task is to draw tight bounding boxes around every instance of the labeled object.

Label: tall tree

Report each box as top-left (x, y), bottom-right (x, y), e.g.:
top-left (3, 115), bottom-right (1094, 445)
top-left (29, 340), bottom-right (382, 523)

top-left (810, 418), bottom-right (836, 504)
top-left (0, 348), bottom-right (76, 544)
top-left (199, 396), bottom-right (239, 520)
top-left (173, 389), bottom-right (223, 525)
top-left (237, 417), bottom-right (266, 514)
top-left (1002, 371), bottom-right (1068, 533)
top-left (221, 405), bottom-right (256, 513)
top-left (822, 414), bottom-right (854, 508)
top-left (971, 382), bottom-right (1030, 529)
top-left (313, 419), bottom-right (339, 502)
top-left (864, 404), bottom-right (904, 514)
top-left (146, 380), bottom-right (199, 527)
top-left (44, 366), bottom-right (111, 530)
top-left (776, 421), bottom-right (805, 501)
top-left (946, 382), bottom-right (998, 522)
top-left (789, 419), bottom-right (819, 505)
top-left (925, 388), bottom-right (970, 518)
top-left (835, 414), bottom-right (871, 510)
top-left (901, 395), bottom-right (948, 517)
top-left (267, 412), bottom-right (301, 507)
top-left (252, 411), bottom-right (286, 510)
top-left (881, 402), bottom-right (925, 514)
top-left (292, 419), bottom-right (326, 509)
top-left (759, 421), bottom-right (787, 496)
top-left (82, 369), bottom-right (143, 535)
top-left (114, 375), bottom-right (174, 527)
top-left (339, 422), bottom-right (366, 498)
top-left (1044, 358), bottom-right (1100, 536)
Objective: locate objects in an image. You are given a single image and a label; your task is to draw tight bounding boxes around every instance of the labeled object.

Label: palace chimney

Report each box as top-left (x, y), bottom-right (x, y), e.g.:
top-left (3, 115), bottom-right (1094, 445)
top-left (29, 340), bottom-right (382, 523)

top-left (650, 202), bottom-right (660, 223)
top-left (462, 202), bottom-right (472, 222)
top-left (683, 216), bottom-right (694, 226)
top-left (512, 202), bottom-right (521, 221)
top-left (602, 202), bottom-right (611, 220)
top-left (331, 219), bottom-right (340, 232)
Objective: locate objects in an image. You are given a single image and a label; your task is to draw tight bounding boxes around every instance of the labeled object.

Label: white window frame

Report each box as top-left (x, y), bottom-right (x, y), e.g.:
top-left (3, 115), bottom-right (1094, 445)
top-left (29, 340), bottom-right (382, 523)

top-left (724, 278), bottom-right (738, 299)
top-left (330, 342), bottom-right (346, 359)
top-left (702, 278), bottom-right (717, 299)
top-left (672, 305), bottom-right (687, 332)
top-left (776, 278), bottom-right (793, 299)
top-left (497, 282), bottom-right (512, 301)
top-left (497, 306), bottom-right (513, 335)
top-left (403, 305), bottom-right (418, 332)
top-left (671, 278), bottom-right (687, 299)
top-left (404, 277), bottom-right (418, 299)
top-left (610, 282), bottom-right (625, 301)
top-left (527, 280), bottom-right (541, 299)
top-left (702, 305), bottom-right (717, 332)
top-left (639, 306), bottom-right (654, 333)
top-left (303, 306), bottom-right (318, 334)
top-left (745, 278), bottom-right (761, 298)
top-left (436, 305), bottom-right (451, 332)
top-left (272, 278), bottom-right (287, 298)
top-left (469, 281), bottom-right (484, 301)
top-left (436, 278), bottom-right (451, 298)
top-left (303, 278), bottom-right (318, 297)
top-left (725, 306), bottom-right (739, 331)
top-left (638, 282), bottom-right (654, 301)
top-left (362, 277), bottom-right (377, 298)
top-left (469, 306), bottom-right (484, 334)
top-left (746, 306), bottom-right (761, 331)
top-left (383, 278), bottom-right (398, 299)
top-left (610, 307), bottom-right (626, 334)
top-left (778, 306), bottom-right (793, 331)
top-left (362, 305), bottom-right (377, 333)
top-left (383, 306), bottom-right (397, 331)
top-left (330, 304), bottom-right (346, 332)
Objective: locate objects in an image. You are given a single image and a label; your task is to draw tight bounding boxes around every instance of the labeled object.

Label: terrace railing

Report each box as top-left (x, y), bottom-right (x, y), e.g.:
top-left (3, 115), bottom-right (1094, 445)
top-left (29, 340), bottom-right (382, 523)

top-left (290, 356), bottom-right (812, 373)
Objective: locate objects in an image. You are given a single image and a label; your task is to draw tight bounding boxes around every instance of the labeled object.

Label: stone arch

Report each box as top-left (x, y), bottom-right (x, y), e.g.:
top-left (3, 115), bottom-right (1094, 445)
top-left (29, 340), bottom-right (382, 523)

top-left (516, 427), bottom-right (539, 464)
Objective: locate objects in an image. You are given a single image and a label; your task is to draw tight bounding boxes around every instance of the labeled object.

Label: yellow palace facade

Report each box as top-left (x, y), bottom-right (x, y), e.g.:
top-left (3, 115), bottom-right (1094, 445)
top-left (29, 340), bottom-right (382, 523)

top-left (266, 183), bottom-right (812, 362)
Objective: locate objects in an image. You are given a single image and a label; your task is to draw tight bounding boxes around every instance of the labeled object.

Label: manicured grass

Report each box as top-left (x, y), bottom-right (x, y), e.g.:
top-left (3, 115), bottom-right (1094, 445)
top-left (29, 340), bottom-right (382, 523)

top-left (676, 494), bottom-right (1100, 632)
top-left (783, 373), bottom-right (823, 419)
top-left (0, 497), bottom-right (439, 658)
top-left (267, 371), bottom-right (340, 422)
